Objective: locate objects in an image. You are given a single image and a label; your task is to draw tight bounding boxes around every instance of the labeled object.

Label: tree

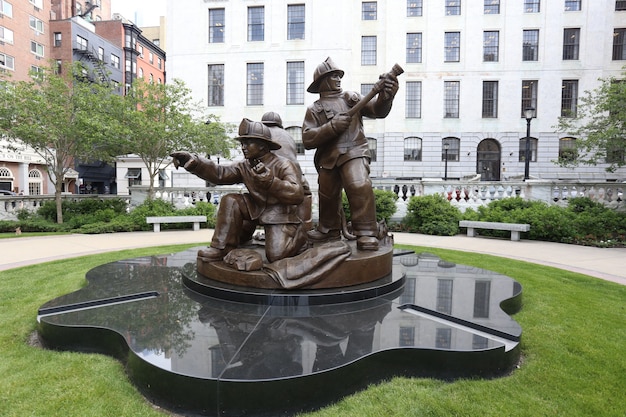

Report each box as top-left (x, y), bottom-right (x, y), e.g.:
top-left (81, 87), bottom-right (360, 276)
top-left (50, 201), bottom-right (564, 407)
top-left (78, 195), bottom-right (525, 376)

top-left (0, 63), bottom-right (126, 223)
top-left (556, 71), bottom-right (626, 172)
top-left (121, 78), bottom-right (234, 198)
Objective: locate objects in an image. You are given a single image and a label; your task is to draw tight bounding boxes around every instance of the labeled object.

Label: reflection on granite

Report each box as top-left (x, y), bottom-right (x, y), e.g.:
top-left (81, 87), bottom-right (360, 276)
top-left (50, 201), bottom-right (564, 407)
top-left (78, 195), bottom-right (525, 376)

top-left (37, 248), bottom-right (522, 417)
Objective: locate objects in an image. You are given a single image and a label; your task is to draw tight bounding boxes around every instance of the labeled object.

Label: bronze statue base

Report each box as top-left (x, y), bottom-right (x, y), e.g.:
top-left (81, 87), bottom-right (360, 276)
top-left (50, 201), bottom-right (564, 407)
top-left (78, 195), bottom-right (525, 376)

top-left (197, 237), bottom-right (393, 290)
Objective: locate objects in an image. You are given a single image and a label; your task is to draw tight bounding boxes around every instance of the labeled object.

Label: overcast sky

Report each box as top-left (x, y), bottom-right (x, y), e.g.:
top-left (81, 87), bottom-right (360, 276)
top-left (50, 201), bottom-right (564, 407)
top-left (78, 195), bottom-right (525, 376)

top-left (110, 0), bottom-right (166, 27)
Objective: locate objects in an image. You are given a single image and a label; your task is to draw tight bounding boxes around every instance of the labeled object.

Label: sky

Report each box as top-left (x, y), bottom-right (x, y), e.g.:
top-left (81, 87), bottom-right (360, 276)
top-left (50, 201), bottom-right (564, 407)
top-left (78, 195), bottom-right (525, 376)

top-left (110, 0), bottom-right (166, 27)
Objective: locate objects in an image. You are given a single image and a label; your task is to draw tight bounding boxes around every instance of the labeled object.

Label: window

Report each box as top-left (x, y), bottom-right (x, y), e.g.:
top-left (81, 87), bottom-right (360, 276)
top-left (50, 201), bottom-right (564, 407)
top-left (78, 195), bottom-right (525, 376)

top-left (76, 35), bottom-right (88, 51)
top-left (521, 80), bottom-right (538, 117)
top-left (368, 138), bottom-right (377, 162)
top-left (149, 52), bottom-right (153, 64)
top-left (209, 8), bottom-right (225, 43)
top-left (30, 65), bottom-right (43, 77)
top-left (613, 29), bottom-right (626, 60)
top-left (0, 26), bottom-right (14, 44)
top-left (618, 1), bottom-right (626, 11)
top-left (561, 80), bottom-right (578, 117)
top-left (436, 279), bottom-right (453, 314)
top-left (286, 126), bottom-right (305, 154)
top-left (98, 47), bottom-right (104, 61)
top-left (406, 81), bottom-right (422, 118)
top-left (361, 36), bottom-right (377, 65)
top-left (0, 53), bottom-right (14, 70)
top-left (361, 83), bottom-right (375, 95)
top-left (157, 58), bottom-right (162, 69)
top-left (442, 137), bottom-right (460, 161)
top-left (362, 2), bottom-right (377, 20)
top-left (565, 0), bottom-right (581, 11)
top-left (407, 0), bottom-right (423, 16)
top-left (286, 61), bottom-right (304, 105)
top-left (406, 33), bottom-right (422, 63)
top-left (29, 16), bottom-right (45, 33)
top-left (444, 81), bottom-right (460, 118)
top-left (523, 30), bottom-right (539, 61)
top-left (110, 54), bottom-right (120, 69)
top-left (404, 137), bottom-right (422, 161)
top-left (247, 6), bottom-right (264, 41)
top-left (563, 28), bottom-right (580, 60)
top-left (484, 0), bottom-right (500, 14)
top-left (125, 168), bottom-right (142, 187)
top-left (524, 0), bottom-right (540, 12)
top-left (208, 64), bottom-right (224, 106)
top-left (446, 0), bottom-right (461, 15)
top-left (54, 32), bottom-right (62, 47)
top-left (518, 138), bottom-right (537, 162)
top-left (444, 32), bottom-right (460, 62)
top-left (0, 0), bottom-right (13, 18)
top-left (483, 31), bottom-right (499, 61)
top-left (28, 169), bottom-right (42, 195)
top-left (247, 63), bottom-right (264, 106)
top-left (473, 281), bottom-right (491, 318)
top-left (29, 0), bottom-right (43, 7)
top-left (138, 67), bottom-right (144, 79)
top-left (287, 4), bottom-right (305, 40)
top-left (30, 41), bottom-right (44, 57)
top-left (559, 137), bottom-right (577, 161)
top-left (482, 81), bottom-right (498, 118)
top-left (137, 45), bottom-right (143, 58)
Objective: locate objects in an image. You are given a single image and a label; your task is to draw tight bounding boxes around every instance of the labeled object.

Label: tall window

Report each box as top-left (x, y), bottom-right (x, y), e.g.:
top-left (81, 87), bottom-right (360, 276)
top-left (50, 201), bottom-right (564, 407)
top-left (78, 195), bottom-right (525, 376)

top-left (482, 81), bottom-right (498, 118)
top-left (208, 64), bottom-right (224, 106)
top-left (286, 61), bottom-right (304, 105)
top-left (483, 31), bottom-right (499, 61)
top-left (406, 81), bottom-right (422, 118)
top-left (444, 81), bottom-right (460, 118)
top-left (29, 16), bottom-right (44, 33)
top-left (406, 33), bottom-right (422, 63)
top-left (110, 54), bottom-right (120, 69)
top-left (561, 80), bottom-right (578, 117)
top-left (247, 6), bottom-right (264, 41)
top-left (287, 4), bottom-right (305, 40)
top-left (361, 36), bottom-right (377, 65)
top-left (368, 138), bottom-right (377, 162)
top-left (30, 41), bottom-right (44, 57)
top-left (563, 28), bottom-right (580, 60)
top-left (445, 0), bottom-right (461, 15)
top-left (473, 281), bottom-right (491, 318)
top-left (28, 169), bottom-right (42, 195)
top-left (559, 137), bottom-right (577, 161)
top-left (523, 30), bottom-right (539, 61)
top-left (286, 127), bottom-right (305, 154)
top-left (362, 2), bottom-right (377, 20)
top-left (617, 1), bottom-right (626, 11)
top-left (76, 35), bottom-right (88, 51)
top-left (404, 137), bottom-right (422, 161)
top-left (361, 83), bottom-right (375, 95)
top-left (0, 0), bottom-right (13, 18)
top-left (209, 8), bottom-right (225, 43)
top-left (521, 80), bottom-right (538, 117)
top-left (524, 0), bottom-right (540, 12)
top-left (565, 0), bottom-right (581, 11)
top-left (442, 137), bottom-right (460, 161)
top-left (518, 138), bottom-right (537, 162)
top-left (246, 63), bottom-right (264, 106)
top-left (444, 32), bottom-right (460, 62)
top-left (613, 28), bottom-right (626, 60)
top-left (0, 26), bottom-right (14, 44)
top-left (484, 0), bottom-right (500, 14)
top-left (407, 0), bottom-right (423, 16)
top-left (0, 53), bottom-right (14, 70)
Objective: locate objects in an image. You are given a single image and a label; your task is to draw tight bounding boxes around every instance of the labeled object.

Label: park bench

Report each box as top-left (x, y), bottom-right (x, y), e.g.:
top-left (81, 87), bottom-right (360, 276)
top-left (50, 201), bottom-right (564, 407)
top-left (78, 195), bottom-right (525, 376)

top-left (146, 216), bottom-right (207, 233)
top-left (459, 220), bottom-right (530, 241)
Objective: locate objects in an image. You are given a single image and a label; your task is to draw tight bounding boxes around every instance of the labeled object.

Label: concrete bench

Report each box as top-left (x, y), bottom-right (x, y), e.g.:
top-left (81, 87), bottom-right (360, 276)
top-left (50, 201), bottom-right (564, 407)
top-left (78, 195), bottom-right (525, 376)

top-left (459, 220), bottom-right (530, 241)
top-left (146, 216), bottom-right (207, 232)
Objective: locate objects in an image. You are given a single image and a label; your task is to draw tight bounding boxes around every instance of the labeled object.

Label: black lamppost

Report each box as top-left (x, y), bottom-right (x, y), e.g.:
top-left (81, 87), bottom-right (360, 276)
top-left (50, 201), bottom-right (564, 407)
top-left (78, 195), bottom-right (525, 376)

top-left (443, 142), bottom-right (450, 181)
top-left (523, 107), bottom-right (536, 181)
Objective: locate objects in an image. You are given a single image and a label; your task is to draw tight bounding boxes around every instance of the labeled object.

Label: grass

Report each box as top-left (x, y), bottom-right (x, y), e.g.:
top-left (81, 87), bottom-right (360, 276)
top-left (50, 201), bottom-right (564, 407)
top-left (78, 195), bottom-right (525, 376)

top-left (0, 243), bottom-right (624, 417)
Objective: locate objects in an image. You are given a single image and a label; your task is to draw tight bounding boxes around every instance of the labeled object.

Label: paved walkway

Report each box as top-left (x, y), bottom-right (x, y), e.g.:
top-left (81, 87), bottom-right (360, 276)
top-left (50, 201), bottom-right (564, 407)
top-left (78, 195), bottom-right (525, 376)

top-left (1, 230), bottom-right (624, 285)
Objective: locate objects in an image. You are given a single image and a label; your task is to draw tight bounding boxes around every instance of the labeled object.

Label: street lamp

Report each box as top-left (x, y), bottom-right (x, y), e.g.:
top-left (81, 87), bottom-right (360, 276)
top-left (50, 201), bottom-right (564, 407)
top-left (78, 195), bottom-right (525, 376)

top-left (443, 142), bottom-right (450, 181)
top-left (523, 107), bottom-right (536, 181)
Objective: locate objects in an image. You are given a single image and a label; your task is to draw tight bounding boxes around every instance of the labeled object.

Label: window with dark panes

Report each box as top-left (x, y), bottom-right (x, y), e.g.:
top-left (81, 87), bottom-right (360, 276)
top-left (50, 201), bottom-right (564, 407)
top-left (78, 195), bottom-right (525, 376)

top-left (524, 0), bottom-right (540, 12)
top-left (404, 137), bottom-right (422, 161)
top-left (406, 81), bottom-right (422, 118)
top-left (442, 137), bottom-right (460, 162)
top-left (444, 32), bottom-right (460, 62)
top-left (444, 81), bottom-right (460, 118)
top-left (247, 63), bottom-right (264, 106)
top-left (565, 0), bottom-right (581, 11)
top-left (362, 2), bottom-right (377, 20)
top-left (561, 80), bottom-right (578, 117)
top-left (521, 80), bottom-right (538, 117)
top-left (247, 6), bottom-right (264, 42)
top-left (209, 8), bottom-right (225, 43)
top-left (613, 28), bottom-right (626, 60)
top-left (286, 61), bottom-right (304, 105)
top-left (407, 0), bottom-right (422, 16)
top-left (482, 81), bottom-right (498, 118)
top-left (483, 31), bottom-right (499, 61)
top-left (562, 28), bottom-right (580, 60)
top-left (406, 33), bottom-right (422, 63)
top-left (523, 29), bottom-right (539, 61)
top-left (208, 64), bottom-right (224, 106)
top-left (287, 4), bottom-right (305, 40)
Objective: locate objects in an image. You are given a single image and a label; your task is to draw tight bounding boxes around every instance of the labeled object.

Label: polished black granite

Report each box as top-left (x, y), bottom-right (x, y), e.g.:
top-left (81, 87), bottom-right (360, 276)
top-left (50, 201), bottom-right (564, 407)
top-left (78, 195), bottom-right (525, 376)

top-left (37, 248), bottom-right (522, 417)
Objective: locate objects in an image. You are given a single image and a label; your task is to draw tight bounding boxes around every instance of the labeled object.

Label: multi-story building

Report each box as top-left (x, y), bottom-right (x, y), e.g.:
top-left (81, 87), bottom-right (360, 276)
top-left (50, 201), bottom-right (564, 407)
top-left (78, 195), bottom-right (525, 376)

top-left (166, 0), bottom-right (626, 186)
top-left (0, 0), bottom-right (166, 195)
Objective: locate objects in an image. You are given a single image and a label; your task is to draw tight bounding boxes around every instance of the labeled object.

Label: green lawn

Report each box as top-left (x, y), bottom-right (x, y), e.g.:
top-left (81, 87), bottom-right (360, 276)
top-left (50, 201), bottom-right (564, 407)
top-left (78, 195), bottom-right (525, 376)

top-left (1, 244), bottom-right (624, 417)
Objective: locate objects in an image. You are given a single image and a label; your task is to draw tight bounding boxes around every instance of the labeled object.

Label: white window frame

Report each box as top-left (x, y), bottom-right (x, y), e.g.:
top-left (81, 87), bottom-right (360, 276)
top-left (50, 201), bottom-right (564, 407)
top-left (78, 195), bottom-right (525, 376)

top-left (29, 16), bottom-right (44, 33)
top-left (31, 41), bottom-right (45, 57)
top-left (0, 26), bottom-right (14, 44)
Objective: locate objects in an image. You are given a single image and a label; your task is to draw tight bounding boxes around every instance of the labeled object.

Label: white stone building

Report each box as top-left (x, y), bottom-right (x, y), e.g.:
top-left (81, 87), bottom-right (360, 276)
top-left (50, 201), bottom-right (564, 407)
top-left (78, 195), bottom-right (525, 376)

top-left (166, 0), bottom-right (626, 185)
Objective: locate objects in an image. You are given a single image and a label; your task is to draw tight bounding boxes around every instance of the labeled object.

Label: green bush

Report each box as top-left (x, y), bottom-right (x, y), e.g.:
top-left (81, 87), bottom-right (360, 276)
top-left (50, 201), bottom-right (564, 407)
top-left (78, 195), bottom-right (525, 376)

top-left (179, 201), bottom-right (217, 228)
top-left (403, 194), bottom-right (462, 236)
top-left (342, 189), bottom-right (398, 224)
top-left (127, 199), bottom-right (177, 231)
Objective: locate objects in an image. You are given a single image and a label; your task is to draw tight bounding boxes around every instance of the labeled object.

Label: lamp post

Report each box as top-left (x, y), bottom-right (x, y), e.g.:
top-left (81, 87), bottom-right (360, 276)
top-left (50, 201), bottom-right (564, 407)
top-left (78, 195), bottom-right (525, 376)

top-left (523, 107), bottom-right (535, 181)
top-left (443, 142), bottom-right (450, 181)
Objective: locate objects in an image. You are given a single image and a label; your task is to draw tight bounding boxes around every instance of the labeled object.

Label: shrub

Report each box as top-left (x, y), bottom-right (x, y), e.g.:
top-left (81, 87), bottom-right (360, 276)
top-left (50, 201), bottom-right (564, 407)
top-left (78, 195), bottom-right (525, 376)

top-left (403, 194), bottom-right (462, 236)
top-left (179, 202), bottom-right (217, 228)
top-left (342, 189), bottom-right (398, 224)
top-left (127, 199), bottom-right (177, 231)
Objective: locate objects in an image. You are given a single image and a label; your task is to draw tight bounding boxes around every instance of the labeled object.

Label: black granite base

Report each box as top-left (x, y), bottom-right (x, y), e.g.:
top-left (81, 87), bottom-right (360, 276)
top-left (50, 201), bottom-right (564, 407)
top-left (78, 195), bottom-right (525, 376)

top-left (37, 248), bottom-right (522, 417)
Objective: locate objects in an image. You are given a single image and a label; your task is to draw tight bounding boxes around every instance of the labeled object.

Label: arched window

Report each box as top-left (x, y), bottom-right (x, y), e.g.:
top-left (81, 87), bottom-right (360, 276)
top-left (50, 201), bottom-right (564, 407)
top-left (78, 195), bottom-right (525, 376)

top-left (286, 126), bottom-right (305, 154)
top-left (0, 167), bottom-right (13, 192)
top-left (367, 137), bottom-right (377, 162)
top-left (518, 137), bottom-right (538, 162)
top-left (442, 137), bottom-right (460, 161)
top-left (28, 169), bottom-right (42, 195)
top-left (559, 137), bottom-right (577, 161)
top-left (404, 136), bottom-right (422, 161)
